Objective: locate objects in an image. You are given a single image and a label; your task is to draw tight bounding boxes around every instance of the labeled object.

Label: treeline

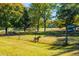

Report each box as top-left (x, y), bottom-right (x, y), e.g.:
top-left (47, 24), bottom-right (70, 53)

top-left (0, 3), bottom-right (79, 35)
top-left (0, 3), bottom-right (29, 34)
top-left (0, 3), bottom-right (54, 34)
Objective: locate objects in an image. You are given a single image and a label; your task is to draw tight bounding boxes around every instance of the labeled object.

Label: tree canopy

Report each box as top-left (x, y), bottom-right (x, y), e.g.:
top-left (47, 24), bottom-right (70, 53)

top-left (0, 3), bottom-right (24, 34)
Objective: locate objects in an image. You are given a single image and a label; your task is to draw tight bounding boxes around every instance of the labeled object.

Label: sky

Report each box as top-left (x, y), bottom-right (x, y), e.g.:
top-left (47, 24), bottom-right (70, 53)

top-left (23, 3), bottom-right (57, 20)
top-left (23, 3), bottom-right (31, 7)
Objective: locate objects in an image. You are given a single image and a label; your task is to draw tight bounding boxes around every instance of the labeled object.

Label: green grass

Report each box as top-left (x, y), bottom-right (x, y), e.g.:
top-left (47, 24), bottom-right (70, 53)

top-left (0, 28), bottom-right (79, 56)
top-left (0, 35), bottom-right (56, 56)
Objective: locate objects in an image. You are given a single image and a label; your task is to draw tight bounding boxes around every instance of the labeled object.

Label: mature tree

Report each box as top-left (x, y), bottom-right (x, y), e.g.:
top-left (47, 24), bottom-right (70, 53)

top-left (21, 7), bottom-right (31, 32)
top-left (30, 3), bottom-right (54, 32)
top-left (56, 3), bottom-right (79, 45)
top-left (40, 3), bottom-right (54, 32)
top-left (29, 3), bottom-right (42, 32)
top-left (0, 3), bottom-right (24, 34)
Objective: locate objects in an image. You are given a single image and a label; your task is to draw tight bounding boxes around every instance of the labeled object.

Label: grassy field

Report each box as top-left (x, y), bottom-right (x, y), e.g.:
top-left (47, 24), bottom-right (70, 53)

top-left (0, 28), bottom-right (79, 56)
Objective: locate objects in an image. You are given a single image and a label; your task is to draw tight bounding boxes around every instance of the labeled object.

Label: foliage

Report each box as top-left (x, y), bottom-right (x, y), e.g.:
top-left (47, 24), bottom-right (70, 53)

top-left (29, 3), bottom-right (54, 32)
top-left (56, 3), bottom-right (79, 24)
top-left (0, 3), bottom-right (24, 34)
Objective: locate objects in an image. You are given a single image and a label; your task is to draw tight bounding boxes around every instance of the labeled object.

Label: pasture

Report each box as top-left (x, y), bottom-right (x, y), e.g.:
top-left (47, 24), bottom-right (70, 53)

top-left (0, 28), bottom-right (78, 56)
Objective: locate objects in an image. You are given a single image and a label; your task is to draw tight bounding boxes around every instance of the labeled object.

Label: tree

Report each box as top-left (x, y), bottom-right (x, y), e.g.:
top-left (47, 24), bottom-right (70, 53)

top-left (40, 4), bottom-right (54, 32)
top-left (30, 3), bottom-right (54, 32)
top-left (29, 3), bottom-right (42, 32)
top-left (0, 3), bottom-right (24, 34)
top-left (21, 7), bottom-right (31, 32)
top-left (56, 3), bottom-right (79, 45)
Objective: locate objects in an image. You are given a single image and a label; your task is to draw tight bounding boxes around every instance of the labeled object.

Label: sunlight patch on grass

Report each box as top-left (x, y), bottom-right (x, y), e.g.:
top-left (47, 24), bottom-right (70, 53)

top-left (0, 33), bottom-right (79, 56)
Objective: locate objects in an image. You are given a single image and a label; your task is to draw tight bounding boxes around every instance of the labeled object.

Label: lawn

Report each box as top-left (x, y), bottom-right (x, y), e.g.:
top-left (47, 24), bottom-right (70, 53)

top-left (0, 28), bottom-right (79, 56)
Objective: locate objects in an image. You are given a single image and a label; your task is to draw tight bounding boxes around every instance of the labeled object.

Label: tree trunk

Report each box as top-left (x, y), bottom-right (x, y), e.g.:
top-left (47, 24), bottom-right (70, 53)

top-left (37, 19), bottom-right (39, 32)
top-left (44, 19), bottom-right (46, 32)
top-left (5, 27), bottom-right (8, 35)
top-left (64, 26), bottom-right (68, 45)
top-left (64, 21), bottom-right (69, 46)
top-left (24, 27), bottom-right (26, 32)
top-left (43, 15), bottom-right (46, 32)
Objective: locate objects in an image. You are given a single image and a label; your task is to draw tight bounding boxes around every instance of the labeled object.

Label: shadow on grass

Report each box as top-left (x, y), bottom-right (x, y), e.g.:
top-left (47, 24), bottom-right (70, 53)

top-left (0, 31), bottom-right (79, 56)
top-left (23, 36), bottom-right (79, 56)
top-left (51, 45), bottom-right (79, 56)
top-left (0, 30), bottom-right (79, 37)
top-left (48, 38), bottom-right (79, 56)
